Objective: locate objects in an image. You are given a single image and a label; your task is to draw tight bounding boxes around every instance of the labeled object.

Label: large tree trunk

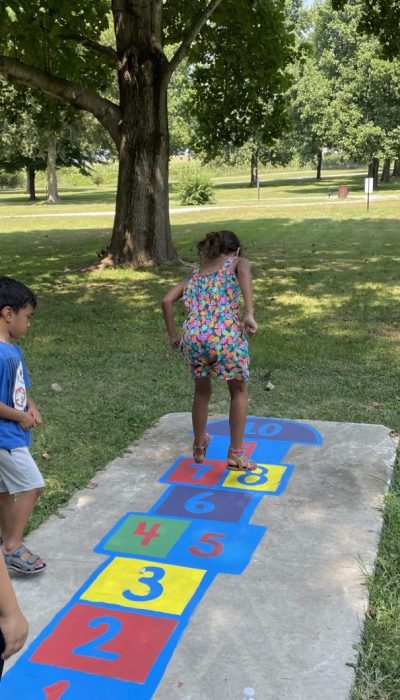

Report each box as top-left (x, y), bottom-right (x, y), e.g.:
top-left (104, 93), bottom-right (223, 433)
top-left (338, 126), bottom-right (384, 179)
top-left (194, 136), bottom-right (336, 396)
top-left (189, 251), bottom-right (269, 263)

top-left (46, 134), bottom-right (61, 204)
top-left (249, 150), bottom-right (258, 187)
top-left (380, 158), bottom-right (391, 183)
top-left (393, 158), bottom-right (400, 176)
top-left (0, 0), bottom-right (224, 266)
top-left (316, 149), bottom-right (322, 180)
top-left (26, 165), bottom-right (36, 200)
top-left (108, 4), bottom-right (178, 266)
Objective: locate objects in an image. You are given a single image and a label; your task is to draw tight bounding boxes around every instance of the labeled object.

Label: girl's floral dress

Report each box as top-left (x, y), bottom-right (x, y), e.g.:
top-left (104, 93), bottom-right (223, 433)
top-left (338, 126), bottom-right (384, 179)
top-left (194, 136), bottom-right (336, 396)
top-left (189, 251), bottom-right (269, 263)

top-left (180, 257), bottom-right (249, 381)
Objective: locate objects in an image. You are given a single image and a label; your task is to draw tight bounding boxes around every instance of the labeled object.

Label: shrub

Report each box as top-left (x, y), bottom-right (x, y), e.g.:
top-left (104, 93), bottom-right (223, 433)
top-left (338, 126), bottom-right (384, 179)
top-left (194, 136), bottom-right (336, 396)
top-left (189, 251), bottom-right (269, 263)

top-left (177, 170), bottom-right (215, 205)
top-left (0, 170), bottom-right (24, 189)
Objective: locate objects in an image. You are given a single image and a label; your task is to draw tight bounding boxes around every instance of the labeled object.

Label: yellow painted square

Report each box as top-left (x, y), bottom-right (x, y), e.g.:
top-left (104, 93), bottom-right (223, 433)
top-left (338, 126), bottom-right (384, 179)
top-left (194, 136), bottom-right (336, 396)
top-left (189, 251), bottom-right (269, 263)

top-left (222, 463), bottom-right (287, 492)
top-left (81, 557), bottom-right (206, 615)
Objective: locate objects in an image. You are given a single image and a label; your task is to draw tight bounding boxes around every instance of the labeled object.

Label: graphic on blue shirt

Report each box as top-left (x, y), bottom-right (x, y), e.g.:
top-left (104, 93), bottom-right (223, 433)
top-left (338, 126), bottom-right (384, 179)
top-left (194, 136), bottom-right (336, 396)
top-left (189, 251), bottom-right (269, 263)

top-left (0, 342), bottom-right (31, 449)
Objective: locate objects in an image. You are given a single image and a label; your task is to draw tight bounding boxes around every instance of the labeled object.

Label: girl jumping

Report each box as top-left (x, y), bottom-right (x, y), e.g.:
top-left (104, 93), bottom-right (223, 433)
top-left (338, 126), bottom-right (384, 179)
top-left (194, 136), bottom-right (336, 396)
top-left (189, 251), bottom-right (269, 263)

top-left (162, 230), bottom-right (257, 471)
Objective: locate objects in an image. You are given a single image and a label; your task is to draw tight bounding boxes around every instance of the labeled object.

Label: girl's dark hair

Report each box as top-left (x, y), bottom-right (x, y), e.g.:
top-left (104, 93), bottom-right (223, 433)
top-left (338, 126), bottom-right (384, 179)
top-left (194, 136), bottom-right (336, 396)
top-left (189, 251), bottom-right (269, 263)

top-left (0, 276), bottom-right (37, 311)
top-left (197, 230), bottom-right (241, 261)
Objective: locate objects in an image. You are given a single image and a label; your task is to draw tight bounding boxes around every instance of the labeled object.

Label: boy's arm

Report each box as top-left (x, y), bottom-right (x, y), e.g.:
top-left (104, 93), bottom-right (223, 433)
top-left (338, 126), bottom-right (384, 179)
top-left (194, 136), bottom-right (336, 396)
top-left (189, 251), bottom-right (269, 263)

top-left (26, 395), bottom-right (42, 426)
top-left (0, 402), bottom-right (35, 430)
top-left (161, 280), bottom-right (186, 347)
top-left (0, 552), bottom-right (28, 660)
top-left (236, 258), bottom-right (257, 335)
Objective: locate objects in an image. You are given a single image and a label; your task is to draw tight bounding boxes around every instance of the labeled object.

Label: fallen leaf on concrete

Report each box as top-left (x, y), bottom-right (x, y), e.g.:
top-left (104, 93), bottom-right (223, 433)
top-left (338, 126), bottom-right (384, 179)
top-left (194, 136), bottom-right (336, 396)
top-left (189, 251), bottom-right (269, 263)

top-left (86, 482), bottom-right (98, 489)
top-left (51, 383), bottom-right (62, 393)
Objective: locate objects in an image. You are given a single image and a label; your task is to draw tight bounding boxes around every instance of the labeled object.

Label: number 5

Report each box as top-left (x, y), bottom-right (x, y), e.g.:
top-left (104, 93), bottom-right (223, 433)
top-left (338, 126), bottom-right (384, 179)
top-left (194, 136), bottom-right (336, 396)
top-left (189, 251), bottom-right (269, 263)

top-left (189, 532), bottom-right (225, 558)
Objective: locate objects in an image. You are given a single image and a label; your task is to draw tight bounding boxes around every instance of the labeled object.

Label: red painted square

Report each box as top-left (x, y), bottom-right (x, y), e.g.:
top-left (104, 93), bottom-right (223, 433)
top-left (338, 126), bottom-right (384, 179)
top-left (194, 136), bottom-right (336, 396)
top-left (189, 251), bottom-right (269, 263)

top-left (30, 603), bottom-right (178, 683)
top-left (166, 457), bottom-right (226, 486)
top-left (242, 441), bottom-right (257, 457)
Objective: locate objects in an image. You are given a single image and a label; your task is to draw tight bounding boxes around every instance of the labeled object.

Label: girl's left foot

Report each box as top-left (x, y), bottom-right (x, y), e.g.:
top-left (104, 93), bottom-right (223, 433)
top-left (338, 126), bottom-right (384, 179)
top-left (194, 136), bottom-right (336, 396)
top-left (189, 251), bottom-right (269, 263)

top-left (193, 433), bottom-right (211, 463)
top-left (227, 447), bottom-right (257, 471)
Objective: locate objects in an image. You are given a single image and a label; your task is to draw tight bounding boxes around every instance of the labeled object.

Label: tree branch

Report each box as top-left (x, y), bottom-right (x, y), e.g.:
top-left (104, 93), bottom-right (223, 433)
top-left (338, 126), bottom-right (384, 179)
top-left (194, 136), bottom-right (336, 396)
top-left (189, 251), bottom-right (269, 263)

top-left (166, 0), bottom-right (224, 78)
top-left (0, 55), bottom-right (121, 145)
top-left (59, 34), bottom-right (118, 65)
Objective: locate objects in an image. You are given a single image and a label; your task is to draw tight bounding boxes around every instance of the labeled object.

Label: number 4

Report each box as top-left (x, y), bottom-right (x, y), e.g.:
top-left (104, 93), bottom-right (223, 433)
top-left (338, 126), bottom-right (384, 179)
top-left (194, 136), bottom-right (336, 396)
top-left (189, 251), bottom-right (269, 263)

top-left (134, 521), bottom-right (161, 545)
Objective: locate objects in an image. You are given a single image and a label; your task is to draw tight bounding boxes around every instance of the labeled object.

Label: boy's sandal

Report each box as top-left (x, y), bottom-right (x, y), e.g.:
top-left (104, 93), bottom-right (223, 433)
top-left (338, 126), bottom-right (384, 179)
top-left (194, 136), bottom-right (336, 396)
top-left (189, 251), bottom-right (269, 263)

top-left (3, 544), bottom-right (47, 575)
top-left (227, 448), bottom-right (257, 472)
top-left (193, 432), bottom-right (211, 463)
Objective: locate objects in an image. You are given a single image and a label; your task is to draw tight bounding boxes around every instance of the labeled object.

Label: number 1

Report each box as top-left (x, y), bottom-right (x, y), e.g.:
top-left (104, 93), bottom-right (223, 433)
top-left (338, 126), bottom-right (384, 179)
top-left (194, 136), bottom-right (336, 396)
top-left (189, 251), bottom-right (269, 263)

top-left (43, 681), bottom-right (70, 699)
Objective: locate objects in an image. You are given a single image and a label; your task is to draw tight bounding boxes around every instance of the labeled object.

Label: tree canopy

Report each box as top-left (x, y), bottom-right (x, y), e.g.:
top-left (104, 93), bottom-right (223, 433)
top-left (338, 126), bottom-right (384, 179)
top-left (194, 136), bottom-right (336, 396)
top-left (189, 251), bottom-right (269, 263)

top-left (332, 0), bottom-right (400, 57)
top-left (0, 0), bottom-right (295, 265)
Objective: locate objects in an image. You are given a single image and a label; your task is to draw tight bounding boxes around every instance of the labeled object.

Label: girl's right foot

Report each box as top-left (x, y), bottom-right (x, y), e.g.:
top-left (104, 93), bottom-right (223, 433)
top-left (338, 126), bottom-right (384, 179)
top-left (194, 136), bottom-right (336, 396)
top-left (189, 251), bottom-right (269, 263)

top-left (227, 447), bottom-right (257, 471)
top-left (193, 433), bottom-right (211, 463)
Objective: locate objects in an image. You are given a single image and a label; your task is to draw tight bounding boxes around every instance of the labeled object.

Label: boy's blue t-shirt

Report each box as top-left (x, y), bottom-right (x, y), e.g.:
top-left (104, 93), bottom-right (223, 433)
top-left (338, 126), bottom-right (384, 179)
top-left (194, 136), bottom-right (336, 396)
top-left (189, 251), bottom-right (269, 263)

top-left (0, 341), bottom-right (31, 449)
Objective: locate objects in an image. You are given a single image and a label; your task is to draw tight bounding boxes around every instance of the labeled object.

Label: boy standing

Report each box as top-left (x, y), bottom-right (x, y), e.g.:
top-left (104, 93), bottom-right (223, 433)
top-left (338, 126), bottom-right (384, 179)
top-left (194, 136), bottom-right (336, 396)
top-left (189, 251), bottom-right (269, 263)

top-left (0, 277), bottom-right (46, 574)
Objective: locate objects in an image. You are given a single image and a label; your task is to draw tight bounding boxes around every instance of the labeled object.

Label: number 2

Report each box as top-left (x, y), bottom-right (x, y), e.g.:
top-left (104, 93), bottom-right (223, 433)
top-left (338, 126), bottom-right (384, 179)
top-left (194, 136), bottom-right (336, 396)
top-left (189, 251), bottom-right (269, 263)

top-left (73, 616), bottom-right (122, 661)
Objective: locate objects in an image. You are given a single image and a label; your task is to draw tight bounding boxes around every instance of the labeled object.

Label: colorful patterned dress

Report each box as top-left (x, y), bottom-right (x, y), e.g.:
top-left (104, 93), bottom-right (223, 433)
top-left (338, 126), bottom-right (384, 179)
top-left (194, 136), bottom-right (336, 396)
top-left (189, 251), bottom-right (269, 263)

top-left (180, 257), bottom-right (249, 381)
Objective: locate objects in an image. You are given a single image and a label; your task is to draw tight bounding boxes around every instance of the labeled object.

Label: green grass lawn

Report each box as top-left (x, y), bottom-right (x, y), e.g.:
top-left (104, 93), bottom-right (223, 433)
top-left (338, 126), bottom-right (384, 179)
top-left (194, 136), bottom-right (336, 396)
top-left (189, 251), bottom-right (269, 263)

top-left (0, 177), bottom-right (399, 698)
top-left (1, 166), bottom-right (399, 216)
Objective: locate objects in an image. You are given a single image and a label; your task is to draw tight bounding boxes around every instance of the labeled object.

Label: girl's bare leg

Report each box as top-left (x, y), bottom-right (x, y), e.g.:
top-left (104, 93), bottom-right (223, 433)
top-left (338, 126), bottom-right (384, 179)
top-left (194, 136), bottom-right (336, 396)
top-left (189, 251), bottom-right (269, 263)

top-left (228, 379), bottom-right (248, 449)
top-left (192, 376), bottom-right (212, 447)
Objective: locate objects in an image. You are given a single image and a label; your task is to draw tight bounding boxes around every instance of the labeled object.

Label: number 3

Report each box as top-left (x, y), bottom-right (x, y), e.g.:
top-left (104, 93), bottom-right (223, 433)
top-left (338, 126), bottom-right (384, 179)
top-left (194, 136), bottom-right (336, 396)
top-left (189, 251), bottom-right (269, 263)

top-left (123, 565), bottom-right (165, 602)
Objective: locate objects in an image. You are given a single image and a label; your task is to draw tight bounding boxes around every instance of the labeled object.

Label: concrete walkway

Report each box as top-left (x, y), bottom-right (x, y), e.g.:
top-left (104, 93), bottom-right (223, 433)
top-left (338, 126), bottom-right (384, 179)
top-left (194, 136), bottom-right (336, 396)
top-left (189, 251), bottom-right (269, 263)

top-left (3, 414), bottom-right (397, 700)
top-left (0, 193), bottom-right (399, 220)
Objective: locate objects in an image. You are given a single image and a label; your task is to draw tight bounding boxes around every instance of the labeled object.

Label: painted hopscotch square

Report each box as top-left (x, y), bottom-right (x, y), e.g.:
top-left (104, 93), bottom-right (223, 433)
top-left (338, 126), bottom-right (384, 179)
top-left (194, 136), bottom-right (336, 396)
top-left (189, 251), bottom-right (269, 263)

top-left (167, 519), bottom-right (267, 574)
top-left (160, 456), bottom-right (227, 487)
top-left (151, 485), bottom-right (259, 523)
top-left (81, 557), bottom-right (207, 615)
top-left (222, 463), bottom-right (294, 494)
top-left (95, 513), bottom-right (192, 559)
top-left (30, 602), bottom-right (178, 684)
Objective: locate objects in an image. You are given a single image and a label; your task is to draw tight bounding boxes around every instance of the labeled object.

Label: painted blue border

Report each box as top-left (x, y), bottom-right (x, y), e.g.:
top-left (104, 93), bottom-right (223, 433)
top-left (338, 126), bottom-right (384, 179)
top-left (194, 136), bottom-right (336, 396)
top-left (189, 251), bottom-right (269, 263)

top-left (3, 568), bottom-right (216, 700)
top-left (206, 416), bottom-right (324, 445)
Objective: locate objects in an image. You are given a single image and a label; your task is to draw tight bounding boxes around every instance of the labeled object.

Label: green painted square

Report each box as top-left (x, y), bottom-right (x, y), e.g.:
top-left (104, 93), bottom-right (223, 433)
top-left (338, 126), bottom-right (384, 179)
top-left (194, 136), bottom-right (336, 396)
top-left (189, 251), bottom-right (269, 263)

top-left (103, 514), bottom-right (191, 558)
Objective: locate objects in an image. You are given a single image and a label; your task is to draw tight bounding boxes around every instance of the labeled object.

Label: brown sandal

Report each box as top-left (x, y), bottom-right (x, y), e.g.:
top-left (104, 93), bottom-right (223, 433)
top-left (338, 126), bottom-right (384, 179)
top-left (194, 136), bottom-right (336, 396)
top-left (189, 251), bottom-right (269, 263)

top-left (227, 447), bottom-right (257, 471)
top-left (193, 433), bottom-right (211, 463)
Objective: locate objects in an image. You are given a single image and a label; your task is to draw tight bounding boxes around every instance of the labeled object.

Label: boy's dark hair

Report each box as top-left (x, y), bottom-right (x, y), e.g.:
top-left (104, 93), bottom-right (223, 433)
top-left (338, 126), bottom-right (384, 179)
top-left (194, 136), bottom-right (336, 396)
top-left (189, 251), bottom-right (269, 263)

top-left (197, 230), bottom-right (241, 260)
top-left (0, 277), bottom-right (37, 312)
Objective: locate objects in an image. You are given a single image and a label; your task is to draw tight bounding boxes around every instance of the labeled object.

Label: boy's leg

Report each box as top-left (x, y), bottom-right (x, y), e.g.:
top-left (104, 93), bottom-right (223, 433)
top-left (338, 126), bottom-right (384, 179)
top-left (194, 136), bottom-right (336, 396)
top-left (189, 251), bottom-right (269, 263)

top-left (192, 376), bottom-right (212, 447)
top-left (227, 379), bottom-right (248, 449)
top-left (0, 447), bottom-right (45, 571)
top-left (0, 488), bottom-right (45, 570)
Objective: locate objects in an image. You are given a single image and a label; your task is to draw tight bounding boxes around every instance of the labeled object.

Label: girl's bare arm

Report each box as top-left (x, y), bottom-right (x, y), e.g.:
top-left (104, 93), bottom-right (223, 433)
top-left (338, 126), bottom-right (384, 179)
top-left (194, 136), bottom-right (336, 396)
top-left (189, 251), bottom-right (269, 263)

top-left (236, 258), bottom-right (257, 335)
top-left (161, 280), bottom-right (186, 347)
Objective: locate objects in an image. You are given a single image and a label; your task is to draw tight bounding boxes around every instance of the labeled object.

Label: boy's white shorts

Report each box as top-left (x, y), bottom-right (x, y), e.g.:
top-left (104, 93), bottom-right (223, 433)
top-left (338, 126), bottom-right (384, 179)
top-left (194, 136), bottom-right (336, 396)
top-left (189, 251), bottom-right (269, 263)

top-left (0, 447), bottom-right (45, 495)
